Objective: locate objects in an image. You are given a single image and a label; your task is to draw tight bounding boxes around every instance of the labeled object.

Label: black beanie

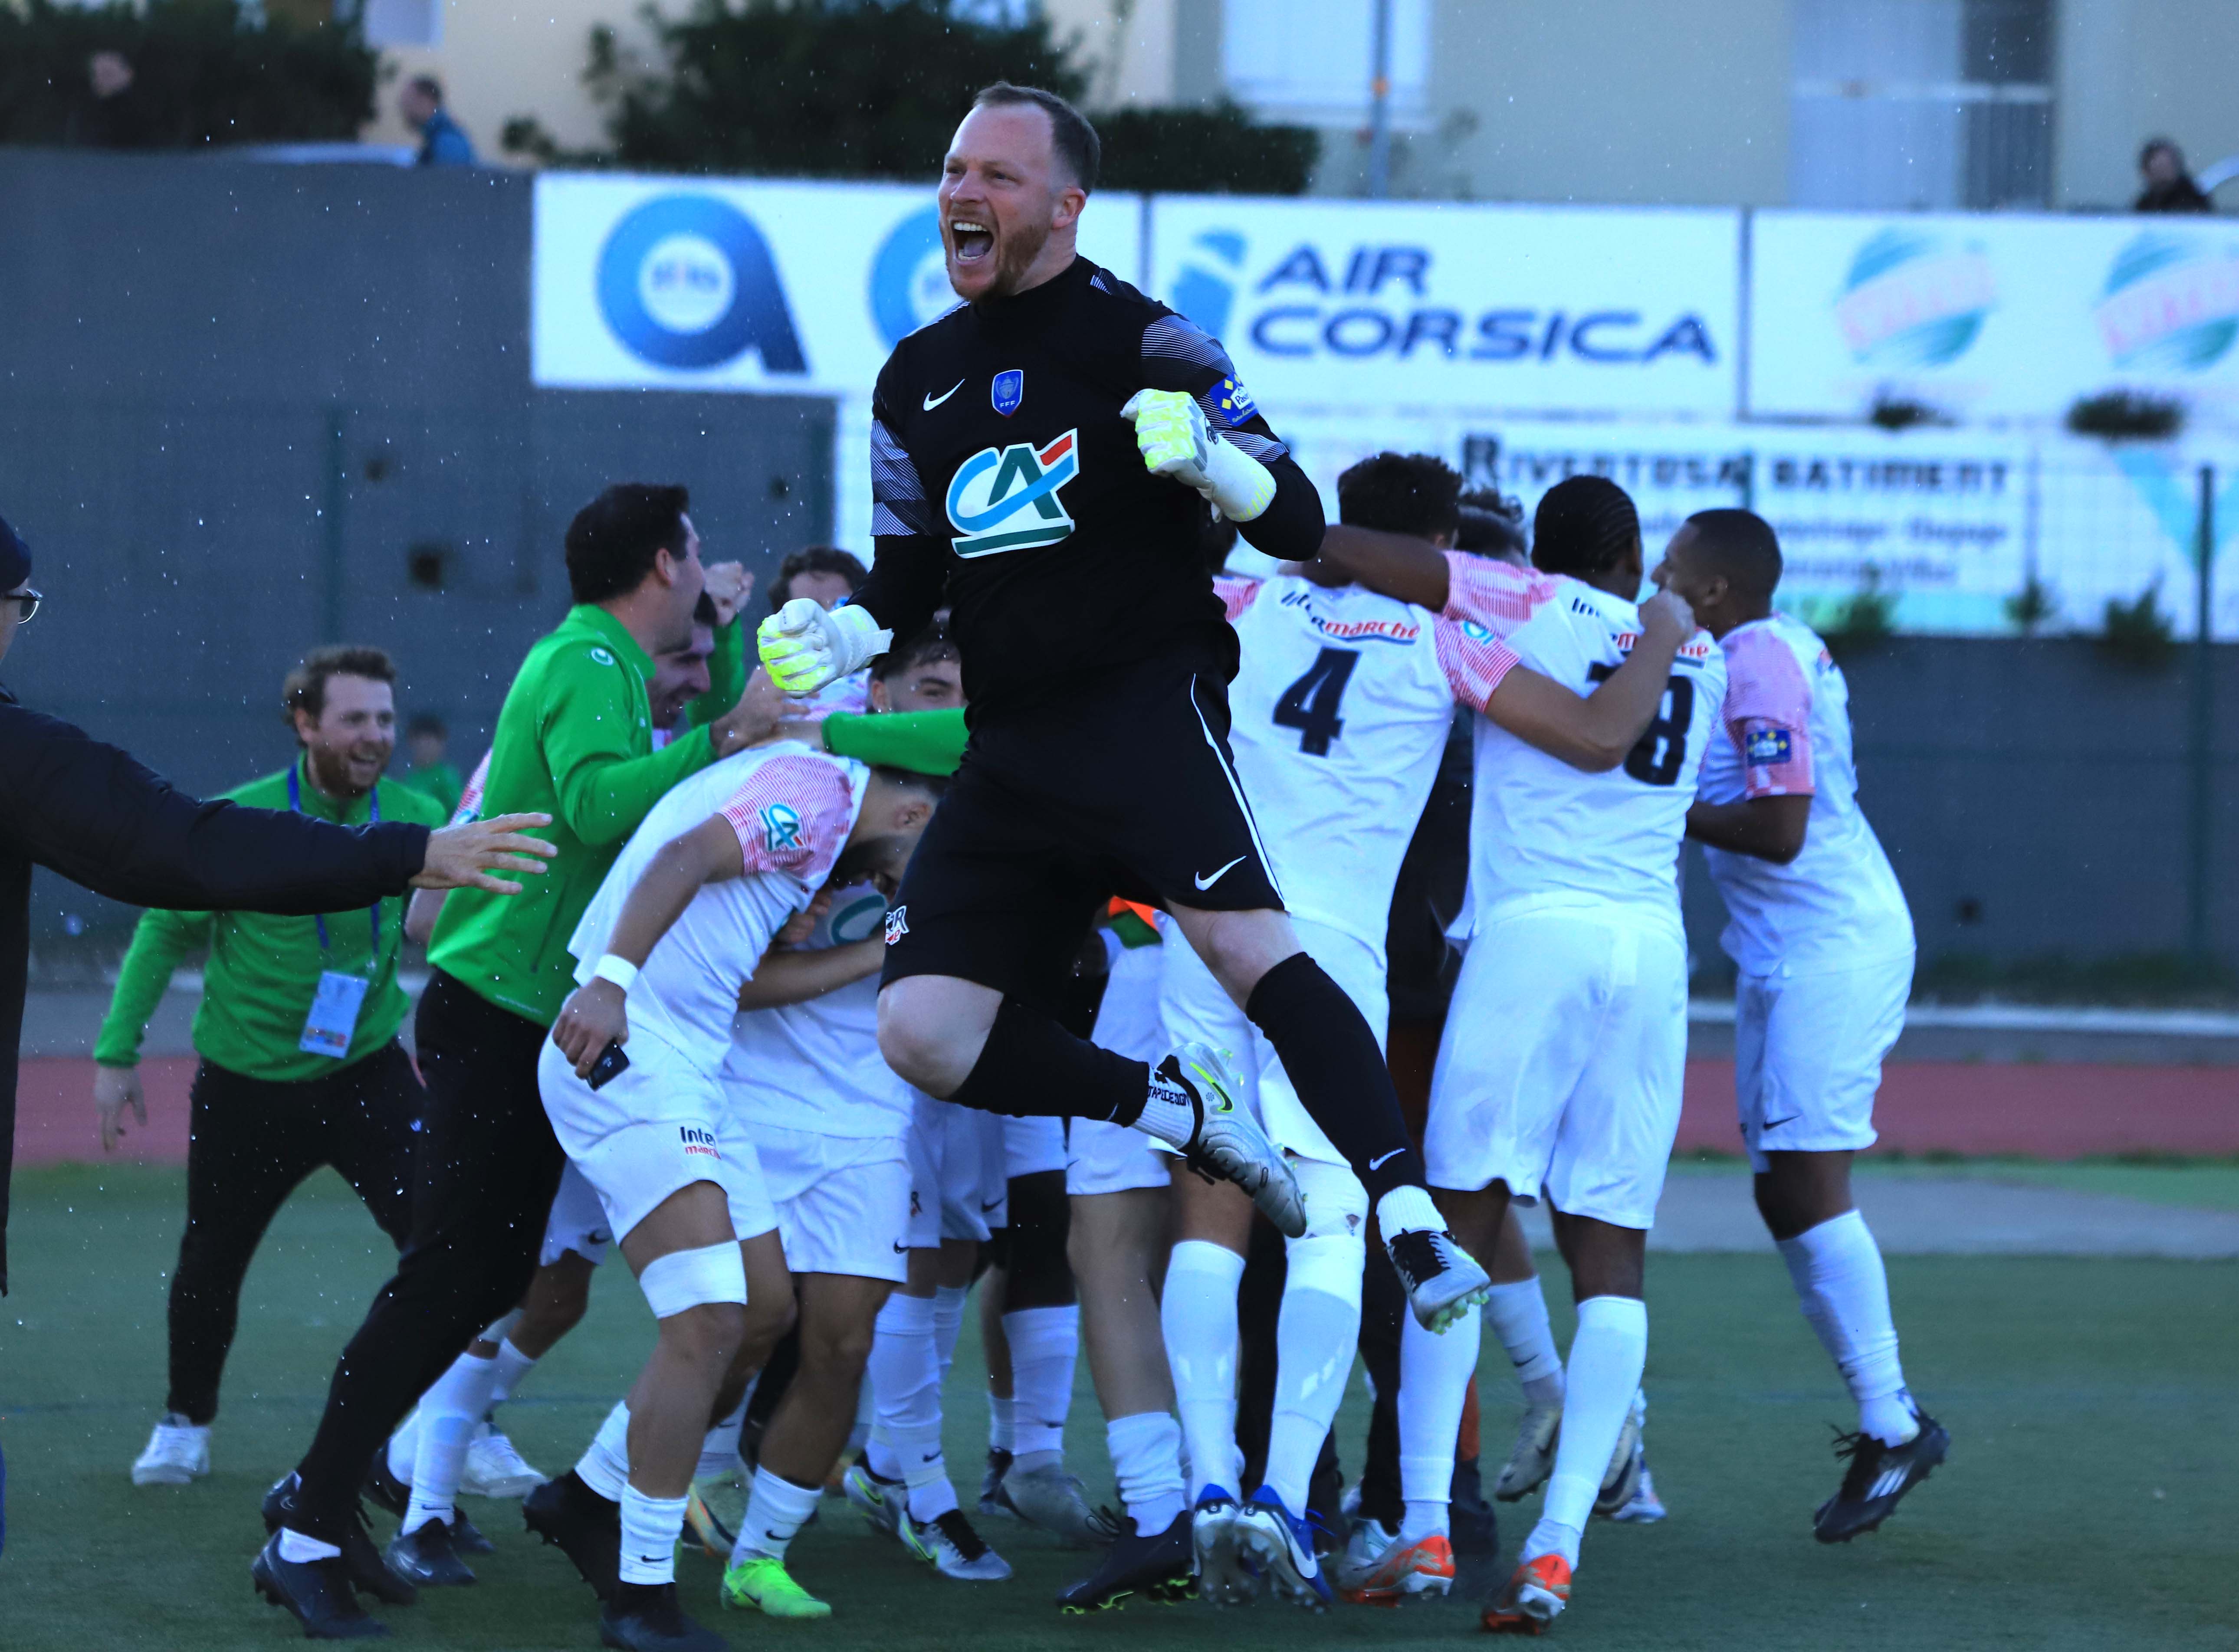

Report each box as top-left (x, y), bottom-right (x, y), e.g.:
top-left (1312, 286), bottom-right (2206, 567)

top-left (0, 515), bottom-right (29, 591)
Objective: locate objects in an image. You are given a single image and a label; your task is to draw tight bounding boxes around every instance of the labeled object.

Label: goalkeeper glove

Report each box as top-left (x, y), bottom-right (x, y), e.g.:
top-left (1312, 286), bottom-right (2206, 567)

top-left (1120, 389), bottom-right (1277, 523)
top-left (756, 598), bottom-right (892, 695)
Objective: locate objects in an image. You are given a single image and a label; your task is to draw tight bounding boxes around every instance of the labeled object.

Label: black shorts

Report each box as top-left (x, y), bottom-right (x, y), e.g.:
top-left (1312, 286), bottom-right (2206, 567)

top-left (882, 653), bottom-right (1281, 1002)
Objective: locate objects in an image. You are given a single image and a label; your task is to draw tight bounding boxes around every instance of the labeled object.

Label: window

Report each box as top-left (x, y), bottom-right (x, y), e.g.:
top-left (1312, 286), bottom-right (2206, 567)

top-left (1223, 0), bottom-right (1431, 128)
top-left (1790, 0), bottom-right (2052, 210)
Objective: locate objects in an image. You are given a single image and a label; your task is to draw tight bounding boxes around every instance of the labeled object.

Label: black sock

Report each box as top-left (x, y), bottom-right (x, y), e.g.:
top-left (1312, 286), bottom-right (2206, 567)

top-left (951, 996), bottom-right (1150, 1125)
top-left (1244, 951), bottom-right (1425, 1203)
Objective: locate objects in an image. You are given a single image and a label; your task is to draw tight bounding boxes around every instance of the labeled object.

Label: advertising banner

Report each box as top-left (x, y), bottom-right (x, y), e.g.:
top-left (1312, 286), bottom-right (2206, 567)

top-left (532, 175), bottom-right (1142, 393)
top-left (1149, 197), bottom-right (1741, 419)
top-left (1749, 210), bottom-right (2239, 422)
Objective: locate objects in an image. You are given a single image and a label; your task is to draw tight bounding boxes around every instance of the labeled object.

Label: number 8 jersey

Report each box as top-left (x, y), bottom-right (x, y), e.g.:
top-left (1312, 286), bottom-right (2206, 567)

top-left (1217, 553), bottom-right (1558, 954)
top-left (1461, 582), bottom-right (1725, 936)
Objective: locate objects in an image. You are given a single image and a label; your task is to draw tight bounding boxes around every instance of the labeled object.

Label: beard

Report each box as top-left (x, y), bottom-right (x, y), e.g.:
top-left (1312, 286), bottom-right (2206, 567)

top-left (961, 214), bottom-right (1052, 301)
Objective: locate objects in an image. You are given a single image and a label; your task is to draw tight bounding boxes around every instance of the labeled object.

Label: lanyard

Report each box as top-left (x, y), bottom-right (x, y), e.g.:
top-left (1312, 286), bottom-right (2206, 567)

top-left (288, 761), bottom-right (384, 963)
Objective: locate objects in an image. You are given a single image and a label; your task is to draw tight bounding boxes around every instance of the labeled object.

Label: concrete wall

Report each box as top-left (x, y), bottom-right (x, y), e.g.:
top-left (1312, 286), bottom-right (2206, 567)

top-left (2053, 0), bottom-right (2239, 209)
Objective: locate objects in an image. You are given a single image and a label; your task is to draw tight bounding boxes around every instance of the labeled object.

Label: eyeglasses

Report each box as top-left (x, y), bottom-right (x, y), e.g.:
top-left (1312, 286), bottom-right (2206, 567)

top-left (4, 590), bottom-right (39, 624)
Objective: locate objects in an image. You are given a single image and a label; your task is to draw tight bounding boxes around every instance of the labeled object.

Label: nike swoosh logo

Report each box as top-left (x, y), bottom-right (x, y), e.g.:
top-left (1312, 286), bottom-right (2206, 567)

top-left (892, 1241), bottom-right (908, 1253)
top-left (1368, 1147), bottom-right (1405, 1171)
top-left (923, 379), bottom-right (965, 411)
top-left (1761, 1113), bottom-right (1802, 1132)
top-left (1193, 854), bottom-right (1248, 891)
top-left (980, 1199), bottom-right (1003, 1213)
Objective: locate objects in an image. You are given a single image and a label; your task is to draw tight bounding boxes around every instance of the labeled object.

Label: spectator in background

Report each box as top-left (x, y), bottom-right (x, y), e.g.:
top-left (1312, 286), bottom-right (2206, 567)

top-left (768, 546), bottom-right (867, 614)
top-left (400, 712), bottom-right (463, 818)
top-left (2136, 138), bottom-right (2213, 213)
top-left (401, 76), bottom-right (476, 168)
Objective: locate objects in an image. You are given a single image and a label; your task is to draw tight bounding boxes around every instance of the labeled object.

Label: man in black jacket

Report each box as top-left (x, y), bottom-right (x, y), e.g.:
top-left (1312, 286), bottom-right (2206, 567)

top-left (0, 513), bottom-right (556, 1298)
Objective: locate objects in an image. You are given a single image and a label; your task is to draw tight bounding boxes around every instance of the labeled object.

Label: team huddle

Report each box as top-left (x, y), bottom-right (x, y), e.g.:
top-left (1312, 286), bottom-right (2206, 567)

top-left (105, 81), bottom-right (1945, 1649)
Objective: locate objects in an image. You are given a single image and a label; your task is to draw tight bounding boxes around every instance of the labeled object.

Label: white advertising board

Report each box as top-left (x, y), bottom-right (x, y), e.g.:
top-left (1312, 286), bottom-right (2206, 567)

top-left (1750, 211), bottom-right (2239, 422)
top-left (1149, 197), bottom-right (1741, 419)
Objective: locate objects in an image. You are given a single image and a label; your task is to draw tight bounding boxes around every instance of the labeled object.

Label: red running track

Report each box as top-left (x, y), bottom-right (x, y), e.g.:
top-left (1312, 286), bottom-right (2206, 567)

top-left (12, 1054), bottom-right (2237, 1168)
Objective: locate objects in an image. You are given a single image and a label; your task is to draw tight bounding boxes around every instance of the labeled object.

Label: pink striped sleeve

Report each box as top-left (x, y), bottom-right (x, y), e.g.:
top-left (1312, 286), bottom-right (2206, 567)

top-left (1721, 626), bottom-right (1815, 798)
top-left (452, 750), bottom-right (492, 826)
top-left (716, 755), bottom-right (859, 881)
top-left (1211, 575), bottom-right (1264, 623)
top-left (1441, 551), bottom-right (1557, 637)
top-left (1435, 626), bottom-right (1525, 712)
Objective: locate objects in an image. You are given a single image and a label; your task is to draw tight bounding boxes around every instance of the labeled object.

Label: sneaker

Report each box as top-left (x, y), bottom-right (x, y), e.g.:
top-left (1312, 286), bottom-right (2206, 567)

top-left (252, 1533), bottom-right (389, 1640)
top-left (841, 1462), bottom-right (908, 1541)
top-left (384, 1518), bottom-right (476, 1587)
top-left (1384, 1228), bottom-right (1491, 1334)
top-left (522, 1469), bottom-right (621, 1601)
top-left (1231, 1486), bottom-right (1330, 1610)
top-left (1495, 1403), bottom-right (1561, 1501)
top-left (1482, 1552), bottom-right (1571, 1634)
top-left (1157, 1044), bottom-right (1304, 1238)
top-left (1814, 1413), bottom-right (1950, 1543)
top-left (995, 1455), bottom-right (1105, 1549)
top-left (1056, 1509), bottom-right (1196, 1613)
top-left (976, 1449), bottom-right (1015, 1518)
top-left (720, 1552), bottom-right (832, 1619)
top-left (131, 1414), bottom-right (210, 1486)
top-left (1332, 1513), bottom-right (1398, 1599)
top-left (601, 1578), bottom-right (726, 1649)
top-left (683, 1471), bottom-right (746, 1559)
top-left (1190, 1487), bottom-right (1253, 1608)
top-left (1338, 1531), bottom-right (1452, 1605)
top-left (462, 1425), bottom-right (544, 1499)
top-left (1610, 1465), bottom-right (1666, 1524)
top-left (902, 1508), bottom-right (1012, 1580)
top-left (1592, 1392), bottom-right (1646, 1518)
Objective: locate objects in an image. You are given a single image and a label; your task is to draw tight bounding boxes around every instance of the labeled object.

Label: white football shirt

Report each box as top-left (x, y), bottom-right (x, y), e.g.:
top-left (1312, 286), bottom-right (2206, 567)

top-left (1695, 613), bottom-right (1914, 976)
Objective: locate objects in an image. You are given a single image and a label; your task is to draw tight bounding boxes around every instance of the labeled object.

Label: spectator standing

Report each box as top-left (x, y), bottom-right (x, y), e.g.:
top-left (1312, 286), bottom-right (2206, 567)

top-left (94, 647), bottom-right (448, 1490)
top-left (401, 76), bottom-right (476, 168)
top-left (2135, 137), bottom-right (2213, 213)
top-left (399, 712), bottom-right (464, 818)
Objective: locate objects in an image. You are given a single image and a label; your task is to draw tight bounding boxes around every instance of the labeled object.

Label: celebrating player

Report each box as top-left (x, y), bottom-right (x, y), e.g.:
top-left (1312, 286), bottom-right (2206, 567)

top-left (754, 81), bottom-right (1490, 1337)
top-left (1657, 508), bottom-right (1946, 1541)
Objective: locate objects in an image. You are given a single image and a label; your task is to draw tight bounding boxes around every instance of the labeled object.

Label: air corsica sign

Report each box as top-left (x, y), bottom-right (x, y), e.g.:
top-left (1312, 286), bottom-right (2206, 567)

top-left (1150, 197), bottom-right (1740, 418)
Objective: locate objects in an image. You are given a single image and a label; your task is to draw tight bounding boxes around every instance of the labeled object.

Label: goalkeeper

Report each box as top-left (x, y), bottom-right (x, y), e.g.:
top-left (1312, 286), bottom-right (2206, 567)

top-left (756, 79), bottom-right (1490, 1394)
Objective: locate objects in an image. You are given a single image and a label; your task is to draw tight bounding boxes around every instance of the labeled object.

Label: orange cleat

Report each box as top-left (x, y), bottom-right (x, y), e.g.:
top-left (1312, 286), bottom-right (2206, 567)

top-left (1481, 1552), bottom-right (1571, 1634)
top-left (1339, 1532), bottom-right (1454, 1604)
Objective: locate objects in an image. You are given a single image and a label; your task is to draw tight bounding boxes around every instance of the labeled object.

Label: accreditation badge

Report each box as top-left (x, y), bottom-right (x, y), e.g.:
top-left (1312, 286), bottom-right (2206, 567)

top-left (299, 970), bottom-right (372, 1059)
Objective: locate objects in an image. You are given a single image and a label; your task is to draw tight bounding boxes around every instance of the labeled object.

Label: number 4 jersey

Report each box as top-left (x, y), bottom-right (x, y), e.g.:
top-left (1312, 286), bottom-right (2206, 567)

top-left (1217, 552), bottom-right (1559, 952)
top-left (1460, 583), bottom-right (1725, 936)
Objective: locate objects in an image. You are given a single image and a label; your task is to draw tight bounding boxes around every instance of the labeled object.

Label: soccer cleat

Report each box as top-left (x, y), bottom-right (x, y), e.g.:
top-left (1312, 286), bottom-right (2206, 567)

top-left (383, 1519), bottom-right (476, 1587)
top-left (524, 1469), bottom-right (622, 1601)
top-left (132, 1413), bottom-right (210, 1486)
top-left (841, 1461), bottom-right (908, 1540)
top-left (996, 1455), bottom-right (1106, 1548)
top-left (720, 1552), bottom-right (832, 1619)
top-left (682, 1471), bottom-right (746, 1560)
top-left (601, 1579), bottom-right (727, 1650)
top-left (1384, 1227), bottom-right (1492, 1333)
top-left (1339, 1531), bottom-right (1453, 1605)
top-left (1158, 1044), bottom-right (1305, 1238)
top-left (1056, 1509), bottom-right (1196, 1613)
top-left (1482, 1552), bottom-right (1571, 1634)
top-left (261, 1475), bottom-right (417, 1607)
top-left (1231, 1485), bottom-right (1330, 1610)
top-left (1189, 1487), bottom-right (1253, 1608)
top-left (361, 1458), bottom-right (411, 1520)
top-left (253, 1534), bottom-right (390, 1640)
top-left (1610, 1465), bottom-right (1666, 1523)
top-left (1592, 1391), bottom-right (1647, 1518)
top-left (1814, 1413), bottom-right (1950, 1543)
top-left (902, 1508), bottom-right (1013, 1580)
top-left (463, 1425), bottom-right (545, 1499)
top-left (976, 1449), bottom-right (1015, 1518)
top-left (1495, 1403), bottom-right (1562, 1501)
top-left (1332, 1511), bottom-right (1397, 1599)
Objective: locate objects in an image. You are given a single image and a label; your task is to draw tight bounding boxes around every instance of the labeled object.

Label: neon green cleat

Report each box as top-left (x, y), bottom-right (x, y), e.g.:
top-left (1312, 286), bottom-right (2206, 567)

top-left (722, 1553), bottom-right (833, 1619)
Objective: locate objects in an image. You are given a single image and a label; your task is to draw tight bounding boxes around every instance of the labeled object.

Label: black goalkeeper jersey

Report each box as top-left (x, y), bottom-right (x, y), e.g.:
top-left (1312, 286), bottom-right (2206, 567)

top-left (853, 254), bottom-right (1323, 714)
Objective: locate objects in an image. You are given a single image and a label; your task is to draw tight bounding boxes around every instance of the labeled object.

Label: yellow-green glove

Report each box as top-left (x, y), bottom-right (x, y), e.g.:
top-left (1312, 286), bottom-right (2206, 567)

top-left (756, 598), bottom-right (892, 695)
top-left (1120, 389), bottom-right (1277, 522)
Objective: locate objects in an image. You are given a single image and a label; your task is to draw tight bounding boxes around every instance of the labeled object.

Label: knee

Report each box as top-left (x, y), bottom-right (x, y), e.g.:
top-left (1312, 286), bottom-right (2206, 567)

top-left (741, 1287), bottom-right (797, 1360)
top-left (878, 1007), bottom-right (959, 1095)
top-left (803, 1318), bottom-right (877, 1381)
top-left (660, 1301), bottom-right (748, 1370)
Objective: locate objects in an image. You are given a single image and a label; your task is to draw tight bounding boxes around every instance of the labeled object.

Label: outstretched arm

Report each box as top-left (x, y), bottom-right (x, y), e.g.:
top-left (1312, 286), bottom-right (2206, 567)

top-left (1484, 590), bottom-right (1699, 772)
top-left (735, 936), bottom-right (886, 1011)
top-left (1303, 524), bottom-right (1454, 610)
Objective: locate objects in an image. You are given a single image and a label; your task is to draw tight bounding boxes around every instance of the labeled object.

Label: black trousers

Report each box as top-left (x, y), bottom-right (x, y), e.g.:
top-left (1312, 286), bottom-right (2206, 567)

top-left (292, 970), bottom-right (564, 1537)
top-left (166, 1045), bottom-right (418, 1424)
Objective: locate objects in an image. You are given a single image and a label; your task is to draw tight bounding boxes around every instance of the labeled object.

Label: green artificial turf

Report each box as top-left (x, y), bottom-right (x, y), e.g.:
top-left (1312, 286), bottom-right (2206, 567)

top-left (2, 1163), bottom-right (2234, 1650)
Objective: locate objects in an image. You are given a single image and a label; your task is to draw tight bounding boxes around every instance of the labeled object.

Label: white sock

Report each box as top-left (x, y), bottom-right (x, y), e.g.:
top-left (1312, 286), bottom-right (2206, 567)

top-left (278, 1527), bottom-right (342, 1563)
top-left (489, 1337), bottom-right (538, 1410)
top-left (1484, 1277), bottom-right (1566, 1409)
top-left (1105, 1411), bottom-right (1186, 1537)
top-left (403, 1350), bottom-right (502, 1533)
top-left (1529, 1295), bottom-right (1648, 1567)
top-left (575, 1400), bottom-right (631, 1503)
top-left (1264, 1232), bottom-right (1364, 1515)
top-left (732, 1466), bottom-right (822, 1564)
top-left (987, 1392), bottom-right (1018, 1456)
top-left (1778, 1210), bottom-right (1918, 1446)
top-left (932, 1285), bottom-right (970, 1380)
top-left (1375, 1185), bottom-right (1443, 1237)
top-left (1397, 1298), bottom-right (1478, 1544)
top-left (618, 1485), bottom-right (687, 1585)
top-left (1002, 1305), bottom-right (1079, 1461)
top-left (1128, 1066), bottom-right (1199, 1146)
top-left (868, 1292), bottom-right (954, 1521)
top-left (386, 1406), bottom-right (420, 1484)
top-left (697, 1396), bottom-right (746, 1481)
top-left (1161, 1241), bottom-right (1245, 1501)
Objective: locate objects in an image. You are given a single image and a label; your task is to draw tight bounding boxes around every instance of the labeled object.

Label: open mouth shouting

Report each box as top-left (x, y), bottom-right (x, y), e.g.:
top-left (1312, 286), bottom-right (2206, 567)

top-left (949, 217), bottom-right (995, 266)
